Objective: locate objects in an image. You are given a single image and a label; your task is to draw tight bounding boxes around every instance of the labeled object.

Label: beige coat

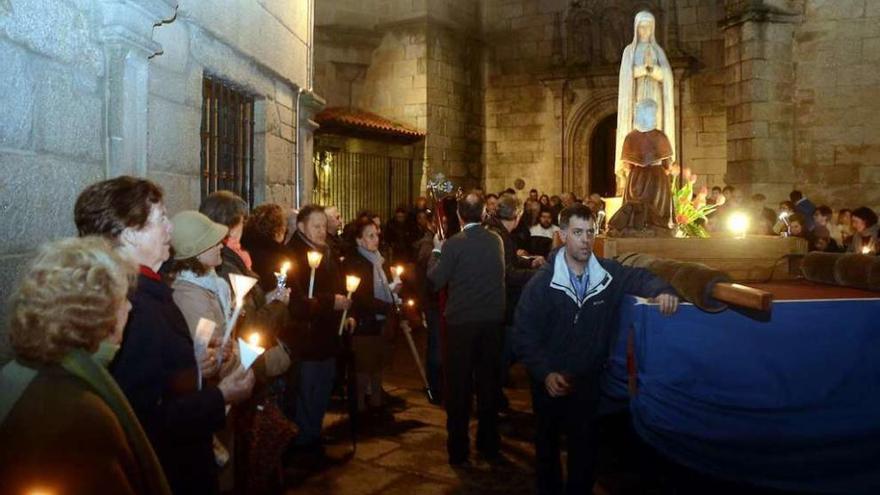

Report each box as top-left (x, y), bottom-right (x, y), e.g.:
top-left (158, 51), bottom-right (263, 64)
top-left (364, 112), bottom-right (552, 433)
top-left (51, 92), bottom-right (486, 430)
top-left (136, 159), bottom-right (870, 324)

top-left (172, 279), bottom-right (227, 341)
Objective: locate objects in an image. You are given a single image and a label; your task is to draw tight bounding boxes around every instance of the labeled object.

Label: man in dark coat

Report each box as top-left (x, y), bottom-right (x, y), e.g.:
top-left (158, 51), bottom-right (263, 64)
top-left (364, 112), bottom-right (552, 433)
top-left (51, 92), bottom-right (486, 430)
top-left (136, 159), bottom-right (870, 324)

top-left (513, 204), bottom-right (679, 495)
top-left (484, 193), bottom-right (542, 408)
top-left (428, 191), bottom-right (506, 465)
top-left (285, 204), bottom-right (351, 448)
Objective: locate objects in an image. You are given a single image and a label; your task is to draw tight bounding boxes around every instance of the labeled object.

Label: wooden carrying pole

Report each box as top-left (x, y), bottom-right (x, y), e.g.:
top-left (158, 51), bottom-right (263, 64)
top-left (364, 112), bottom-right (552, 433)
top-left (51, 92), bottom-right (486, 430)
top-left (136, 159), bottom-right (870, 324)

top-left (711, 283), bottom-right (772, 312)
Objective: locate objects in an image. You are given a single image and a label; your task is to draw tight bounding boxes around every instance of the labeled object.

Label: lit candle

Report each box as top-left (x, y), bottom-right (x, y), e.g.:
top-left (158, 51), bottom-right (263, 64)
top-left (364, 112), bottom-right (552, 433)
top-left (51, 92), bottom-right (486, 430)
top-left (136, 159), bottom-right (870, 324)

top-left (274, 261), bottom-right (291, 291)
top-left (407, 299), bottom-right (415, 307)
top-left (393, 265), bottom-right (404, 284)
top-left (863, 245), bottom-right (873, 255)
top-left (727, 212), bottom-right (749, 239)
top-left (307, 251), bottom-right (323, 298)
top-left (338, 275), bottom-right (362, 336)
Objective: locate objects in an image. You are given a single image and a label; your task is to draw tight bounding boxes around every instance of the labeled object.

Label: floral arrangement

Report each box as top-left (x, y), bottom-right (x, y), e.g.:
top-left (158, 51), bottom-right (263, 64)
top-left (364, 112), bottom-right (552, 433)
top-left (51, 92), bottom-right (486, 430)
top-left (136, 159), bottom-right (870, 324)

top-left (669, 165), bottom-right (717, 238)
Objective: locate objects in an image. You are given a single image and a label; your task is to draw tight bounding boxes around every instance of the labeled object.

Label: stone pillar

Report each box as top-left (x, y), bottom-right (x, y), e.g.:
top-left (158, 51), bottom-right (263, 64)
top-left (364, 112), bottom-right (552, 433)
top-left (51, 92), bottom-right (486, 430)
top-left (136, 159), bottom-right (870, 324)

top-left (99, 0), bottom-right (177, 178)
top-left (297, 90), bottom-right (325, 207)
top-left (722, 0), bottom-right (801, 199)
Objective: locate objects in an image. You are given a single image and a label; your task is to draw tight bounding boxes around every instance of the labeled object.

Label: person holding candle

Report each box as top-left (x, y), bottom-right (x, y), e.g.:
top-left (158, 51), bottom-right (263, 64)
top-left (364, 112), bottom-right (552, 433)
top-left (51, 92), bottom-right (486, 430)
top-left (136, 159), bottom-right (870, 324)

top-left (74, 177), bottom-right (255, 495)
top-left (343, 216), bottom-right (400, 412)
top-left (200, 194), bottom-right (290, 366)
top-left (167, 211), bottom-right (236, 374)
top-left (848, 206), bottom-right (879, 254)
top-left (285, 204), bottom-right (352, 449)
top-left (207, 198), bottom-right (297, 493)
top-left (0, 236), bottom-right (171, 495)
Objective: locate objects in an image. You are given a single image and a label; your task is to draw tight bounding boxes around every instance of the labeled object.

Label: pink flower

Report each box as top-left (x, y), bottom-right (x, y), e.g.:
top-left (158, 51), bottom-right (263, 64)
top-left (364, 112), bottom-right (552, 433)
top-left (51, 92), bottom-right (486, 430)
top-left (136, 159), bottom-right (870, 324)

top-left (669, 163), bottom-right (681, 176)
top-left (689, 173), bottom-right (698, 185)
top-left (682, 168), bottom-right (692, 181)
top-left (676, 214), bottom-right (689, 225)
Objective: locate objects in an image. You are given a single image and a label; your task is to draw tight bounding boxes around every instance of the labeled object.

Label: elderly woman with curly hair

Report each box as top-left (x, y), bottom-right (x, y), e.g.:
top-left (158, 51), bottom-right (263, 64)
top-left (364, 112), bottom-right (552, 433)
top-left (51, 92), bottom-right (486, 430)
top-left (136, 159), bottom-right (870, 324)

top-left (74, 176), bottom-right (254, 495)
top-left (0, 237), bottom-right (171, 495)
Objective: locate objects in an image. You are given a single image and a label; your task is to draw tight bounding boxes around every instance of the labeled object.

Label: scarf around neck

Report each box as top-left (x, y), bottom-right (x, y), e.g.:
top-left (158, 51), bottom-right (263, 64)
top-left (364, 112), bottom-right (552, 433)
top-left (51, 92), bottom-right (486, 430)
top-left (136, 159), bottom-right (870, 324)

top-left (62, 349), bottom-right (172, 494)
top-left (224, 237), bottom-right (253, 270)
top-left (175, 269), bottom-right (232, 320)
top-left (357, 246), bottom-right (394, 304)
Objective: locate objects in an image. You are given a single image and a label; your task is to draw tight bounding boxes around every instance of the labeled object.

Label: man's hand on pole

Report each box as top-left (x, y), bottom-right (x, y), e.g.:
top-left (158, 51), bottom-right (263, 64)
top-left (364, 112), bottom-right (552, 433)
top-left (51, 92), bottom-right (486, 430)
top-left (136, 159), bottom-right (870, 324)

top-left (653, 293), bottom-right (680, 316)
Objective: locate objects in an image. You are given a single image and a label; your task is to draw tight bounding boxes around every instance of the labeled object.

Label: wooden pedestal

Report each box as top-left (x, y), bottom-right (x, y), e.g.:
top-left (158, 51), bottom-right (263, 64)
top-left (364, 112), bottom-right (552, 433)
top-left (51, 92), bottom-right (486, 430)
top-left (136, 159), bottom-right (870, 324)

top-left (594, 235), bottom-right (808, 282)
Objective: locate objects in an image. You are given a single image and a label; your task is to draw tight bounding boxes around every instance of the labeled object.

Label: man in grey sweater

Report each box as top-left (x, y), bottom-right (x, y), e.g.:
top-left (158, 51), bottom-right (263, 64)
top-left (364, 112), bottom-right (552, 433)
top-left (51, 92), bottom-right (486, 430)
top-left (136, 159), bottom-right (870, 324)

top-left (428, 191), bottom-right (506, 465)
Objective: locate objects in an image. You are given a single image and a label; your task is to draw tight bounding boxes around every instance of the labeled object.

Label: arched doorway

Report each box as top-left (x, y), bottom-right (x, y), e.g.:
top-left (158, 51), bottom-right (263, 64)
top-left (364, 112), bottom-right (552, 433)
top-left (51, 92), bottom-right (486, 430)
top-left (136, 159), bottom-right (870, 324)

top-left (589, 113), bottom-right (617, 197)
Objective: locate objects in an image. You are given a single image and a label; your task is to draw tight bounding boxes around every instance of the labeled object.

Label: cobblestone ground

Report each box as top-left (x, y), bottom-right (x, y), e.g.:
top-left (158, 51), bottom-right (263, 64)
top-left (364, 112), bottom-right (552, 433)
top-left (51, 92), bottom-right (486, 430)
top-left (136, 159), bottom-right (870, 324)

top-left (279, 329), bottom-right (792, 495)
top-left (283, 328), bottom-right (540, 495)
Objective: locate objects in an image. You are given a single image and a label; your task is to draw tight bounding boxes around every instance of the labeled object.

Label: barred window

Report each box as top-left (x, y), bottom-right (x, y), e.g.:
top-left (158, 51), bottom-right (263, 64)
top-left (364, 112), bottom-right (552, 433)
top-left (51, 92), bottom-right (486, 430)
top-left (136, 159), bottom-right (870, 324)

top-left (200, 76), bottom-right (256, 206)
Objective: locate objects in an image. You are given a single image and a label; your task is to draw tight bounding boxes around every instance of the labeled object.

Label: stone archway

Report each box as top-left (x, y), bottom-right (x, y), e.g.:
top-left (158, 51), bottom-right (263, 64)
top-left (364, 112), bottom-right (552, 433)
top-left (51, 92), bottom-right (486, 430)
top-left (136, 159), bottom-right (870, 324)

top-left (564, 90), bottom-right (618, 197)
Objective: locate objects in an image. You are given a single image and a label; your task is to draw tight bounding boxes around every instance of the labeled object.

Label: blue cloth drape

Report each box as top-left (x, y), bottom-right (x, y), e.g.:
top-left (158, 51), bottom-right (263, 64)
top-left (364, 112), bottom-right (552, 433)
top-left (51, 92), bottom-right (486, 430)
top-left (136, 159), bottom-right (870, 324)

top-left (604, 295), bottom-right (880, 494)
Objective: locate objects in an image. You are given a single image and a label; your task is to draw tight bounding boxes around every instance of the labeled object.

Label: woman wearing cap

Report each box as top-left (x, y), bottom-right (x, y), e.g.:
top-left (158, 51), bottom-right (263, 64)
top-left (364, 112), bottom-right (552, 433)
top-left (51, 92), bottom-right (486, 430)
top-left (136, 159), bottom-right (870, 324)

top-left (0, 236), bottom-right (171, 495)
top-left (74, 177), bottom-right (255, 495)
top-left (200, 192), bottom-right (291, 351)
top-left (168, 210), bottom-right (236, 372)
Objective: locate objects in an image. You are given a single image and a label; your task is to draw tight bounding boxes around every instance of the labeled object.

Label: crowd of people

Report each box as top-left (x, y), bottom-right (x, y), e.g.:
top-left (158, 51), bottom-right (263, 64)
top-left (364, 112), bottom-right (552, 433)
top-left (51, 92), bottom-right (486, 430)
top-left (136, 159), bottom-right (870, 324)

top-left (1, 174), bottom-right (875, 495)
top-left (701, 187), bottom-right (878, 254)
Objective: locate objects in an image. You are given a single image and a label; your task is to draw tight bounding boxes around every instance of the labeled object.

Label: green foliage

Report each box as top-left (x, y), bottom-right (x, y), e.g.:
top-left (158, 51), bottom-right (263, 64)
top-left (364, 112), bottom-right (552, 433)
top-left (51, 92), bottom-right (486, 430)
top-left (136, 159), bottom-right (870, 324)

top-left (671, 173), bottom-right (717, 238)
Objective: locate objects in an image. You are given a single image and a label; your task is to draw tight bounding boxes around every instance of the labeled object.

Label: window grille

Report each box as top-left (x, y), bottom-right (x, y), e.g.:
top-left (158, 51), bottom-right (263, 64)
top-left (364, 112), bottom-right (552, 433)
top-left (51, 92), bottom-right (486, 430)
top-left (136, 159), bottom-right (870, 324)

top-left (200, 76), bottom-right (256, 206)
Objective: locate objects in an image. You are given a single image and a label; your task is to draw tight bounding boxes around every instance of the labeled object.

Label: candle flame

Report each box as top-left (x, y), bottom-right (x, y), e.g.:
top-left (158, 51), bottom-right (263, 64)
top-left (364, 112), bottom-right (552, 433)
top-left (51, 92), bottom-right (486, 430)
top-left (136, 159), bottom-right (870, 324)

top-left (248, 333), bottom-right (261, 347)
top-left (863, 246), bottom-right (872, 254)
top-left (407, 299), bottom-right (415, 307)
top-left (345, 275), bottom-right (361, 293)
top-left (394, 265), bottom-right (404, 277)
top-left (280, 261), bottom-right (290, 273)
top-left (307, 250), bottom-right (323, 269)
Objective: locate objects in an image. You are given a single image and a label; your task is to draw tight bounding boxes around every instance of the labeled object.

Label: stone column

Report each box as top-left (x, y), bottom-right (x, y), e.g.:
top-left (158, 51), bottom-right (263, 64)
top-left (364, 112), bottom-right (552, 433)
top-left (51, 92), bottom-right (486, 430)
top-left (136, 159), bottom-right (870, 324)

top-left (99, 0), bottom-right (177, 178)
top-left (297, 90), bottom-right (325, 207)
top-left (722, 0), bottom-right (801, 199)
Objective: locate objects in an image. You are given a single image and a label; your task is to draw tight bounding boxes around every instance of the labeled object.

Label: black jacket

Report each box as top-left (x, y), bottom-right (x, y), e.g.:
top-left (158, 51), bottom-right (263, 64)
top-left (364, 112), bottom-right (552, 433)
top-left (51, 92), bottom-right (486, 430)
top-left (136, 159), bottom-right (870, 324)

top-left (484, 216), bottom-right (538, 324)
top-left (512, 249), bottom-right (674, 391)
top-left (342, 250), bottom-right (395, 336)
top-left (111, 272), bottom-right (226, 495)
top-left (285, 231), bottom-right (345, 360)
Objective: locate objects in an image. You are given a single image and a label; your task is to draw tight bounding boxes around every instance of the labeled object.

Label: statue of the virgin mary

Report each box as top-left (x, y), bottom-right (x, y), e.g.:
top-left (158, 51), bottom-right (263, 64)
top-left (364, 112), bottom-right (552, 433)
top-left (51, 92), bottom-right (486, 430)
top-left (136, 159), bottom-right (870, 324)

top-left (615, 10), bottom-right (675, 193)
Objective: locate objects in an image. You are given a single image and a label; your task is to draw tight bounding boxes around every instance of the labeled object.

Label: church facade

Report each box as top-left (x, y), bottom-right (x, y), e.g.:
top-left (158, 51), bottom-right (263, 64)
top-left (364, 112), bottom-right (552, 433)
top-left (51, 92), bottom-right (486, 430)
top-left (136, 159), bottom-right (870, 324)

top-left (316, 0), bottom-right (880, 208)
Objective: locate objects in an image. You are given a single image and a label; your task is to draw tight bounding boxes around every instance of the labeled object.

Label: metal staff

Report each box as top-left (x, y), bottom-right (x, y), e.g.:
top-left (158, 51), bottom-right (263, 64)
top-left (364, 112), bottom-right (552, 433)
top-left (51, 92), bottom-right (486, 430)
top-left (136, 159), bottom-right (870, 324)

top-left (399, 299), bottom-right (435, 403)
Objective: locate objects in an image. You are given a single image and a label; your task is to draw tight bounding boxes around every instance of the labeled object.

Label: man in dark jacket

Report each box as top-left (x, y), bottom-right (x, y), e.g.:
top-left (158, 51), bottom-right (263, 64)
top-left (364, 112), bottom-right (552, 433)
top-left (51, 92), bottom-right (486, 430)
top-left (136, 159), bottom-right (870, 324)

top-left (484, 193), bottom-right (542, 409)
top-left (428, 191), bottom-right (506, 465)
top-left (513, 204), bottom-right (679, 495)
top-left (285, 204), bottom-right (352, 448)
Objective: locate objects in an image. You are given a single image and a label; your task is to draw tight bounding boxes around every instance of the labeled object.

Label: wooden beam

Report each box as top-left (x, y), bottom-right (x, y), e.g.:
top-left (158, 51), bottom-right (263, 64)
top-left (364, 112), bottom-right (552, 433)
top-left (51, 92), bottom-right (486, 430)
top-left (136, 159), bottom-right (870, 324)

top-left (711, 282), bottom-right (773, 312)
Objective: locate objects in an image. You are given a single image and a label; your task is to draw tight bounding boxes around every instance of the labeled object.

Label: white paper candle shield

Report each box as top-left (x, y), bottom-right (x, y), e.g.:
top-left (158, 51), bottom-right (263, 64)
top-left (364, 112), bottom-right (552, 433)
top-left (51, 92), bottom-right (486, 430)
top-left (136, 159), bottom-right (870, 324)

top-left (223, 273), bottom-right (258, 346)
top-left (194, 318), bottom-right (216, 389)
top-left (238, 336), bottom-right (266, 370)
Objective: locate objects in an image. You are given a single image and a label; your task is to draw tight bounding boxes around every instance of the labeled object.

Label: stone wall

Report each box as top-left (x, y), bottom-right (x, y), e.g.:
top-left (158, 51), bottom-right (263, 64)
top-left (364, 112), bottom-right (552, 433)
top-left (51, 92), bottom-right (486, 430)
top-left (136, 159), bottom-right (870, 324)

top-left (482, 0), bottom-right (562, 195)
top-left (791, 0), bottom-right (880, 210)
top-left (0, 0), bottom-right (315, 342)
top-left (314, 0), bottom-right (482, 188)
top-left (677, 0), bottom-right (728, 190)
top-left (150, 0), bottom-right (313, 212)
top-left (0, 0), bottom-right (113, 343)
top-left (425, 21), bottom-right (484, 187)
